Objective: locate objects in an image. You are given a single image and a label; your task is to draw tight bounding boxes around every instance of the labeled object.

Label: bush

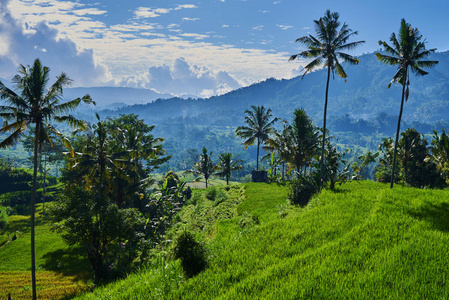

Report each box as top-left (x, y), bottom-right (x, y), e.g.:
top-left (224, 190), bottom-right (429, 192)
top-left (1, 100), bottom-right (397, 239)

top-left (173, 231), bottom-right (207, 277)
top-left (213, 189), bottom-right (228, 207)
top-left (205, 187), bottom-right (217, 201)
top-left (288, 176), bottom-right (318, 206)
top-left (0, 207), bottom-right (9, 230)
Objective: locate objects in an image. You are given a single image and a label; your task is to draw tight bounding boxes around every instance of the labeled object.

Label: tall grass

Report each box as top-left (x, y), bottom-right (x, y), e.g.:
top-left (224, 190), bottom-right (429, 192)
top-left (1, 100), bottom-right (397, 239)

top-left (61, 182), bottom-right (449, 298)
top-left (0, 203), bottom-right (92, 299)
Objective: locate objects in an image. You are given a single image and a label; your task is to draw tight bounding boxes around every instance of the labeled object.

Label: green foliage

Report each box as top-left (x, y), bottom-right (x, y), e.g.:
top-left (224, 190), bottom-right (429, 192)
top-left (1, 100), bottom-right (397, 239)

top-left (205, 187), bottom-right (217, 201)
top-left (215, 152), bottom-right (243, 185)
top-left (288, 175), bottom-right (319, 206)
top-left (173, 231), bottom-right (207, 278)
top-left (49, 186), bottom-right (145, 281)
top-left (235, 105), bottom-right (278, 170)
top-left (0, 207), bottom-right (9, 230)
top-left (188, 148), bottom-right (216, 188)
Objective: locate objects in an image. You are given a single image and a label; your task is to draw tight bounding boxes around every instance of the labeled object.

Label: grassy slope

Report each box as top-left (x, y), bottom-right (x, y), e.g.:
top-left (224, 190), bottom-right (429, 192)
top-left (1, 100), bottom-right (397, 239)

top-left (0, 203), bottom-right (92, 299)
top-left (77, 181), bottom-right (449, 299)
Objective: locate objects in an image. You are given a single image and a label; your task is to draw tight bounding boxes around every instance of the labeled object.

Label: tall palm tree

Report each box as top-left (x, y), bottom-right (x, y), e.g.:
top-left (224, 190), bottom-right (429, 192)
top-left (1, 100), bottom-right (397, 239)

top-left (289, 10), bottom-right (365, 188)
top-left (235, 105), bottom-right (278, 170)
top-left (0, 58), bottom-right (93, 300)
top-left (216, 152), bottom-right (243, 185)
top-left (376, 19), bottom-right (438, 188)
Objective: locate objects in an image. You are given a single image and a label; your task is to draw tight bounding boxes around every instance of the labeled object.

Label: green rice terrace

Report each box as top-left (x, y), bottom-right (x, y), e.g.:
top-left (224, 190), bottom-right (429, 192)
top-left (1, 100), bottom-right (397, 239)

top-left (2, 181), bottom-right (449, 299)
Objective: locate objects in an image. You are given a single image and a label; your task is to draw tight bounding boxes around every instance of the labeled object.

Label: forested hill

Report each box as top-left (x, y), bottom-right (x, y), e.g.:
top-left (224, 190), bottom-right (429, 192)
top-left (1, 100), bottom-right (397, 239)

top-left (101, 51), bottom-right (449, 126)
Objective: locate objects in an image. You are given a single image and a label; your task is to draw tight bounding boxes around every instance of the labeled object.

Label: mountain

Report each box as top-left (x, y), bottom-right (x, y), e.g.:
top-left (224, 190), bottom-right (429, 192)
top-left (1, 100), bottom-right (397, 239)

top-left (100, 51), bottom-right (449, 126)
top-left (63, 87), bottom-right (173, 108)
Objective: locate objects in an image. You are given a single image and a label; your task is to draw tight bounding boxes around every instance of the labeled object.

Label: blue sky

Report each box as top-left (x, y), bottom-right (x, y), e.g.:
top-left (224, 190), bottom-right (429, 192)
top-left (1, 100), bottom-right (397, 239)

top-left (0, 0), bottom-right (448, 98)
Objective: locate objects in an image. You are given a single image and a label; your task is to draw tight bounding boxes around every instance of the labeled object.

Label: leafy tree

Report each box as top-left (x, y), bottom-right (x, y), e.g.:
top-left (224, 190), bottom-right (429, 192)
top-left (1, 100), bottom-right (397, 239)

top-left (353, 151), bottom-right (379, 180)
top-left (324, 141), bottom-right (351, 189)
top-left (265, 120), bottom-right (291, 180)
top-left (235, 105), bottom-right (277, 170)
top-left (290, 10), bottom-right (364, 188)
top-left (398, 128), bottom-right (439, 187)
top-left (376, 19), bottom-right (438, 188)
top-left (50, 186), bottom-right (145, 281)
top-left (215, 152), bottom-right (243, 185)
top-left (66, 114), bottom-right (130, 208)
top-left (0, 58), bottom-right (92, 299)
top-left (188, 147), bottom-right (216, 188)
top-left (428, 129), bottom-right (449, 185)
top-left (287, 108), bottom-right (319, 177)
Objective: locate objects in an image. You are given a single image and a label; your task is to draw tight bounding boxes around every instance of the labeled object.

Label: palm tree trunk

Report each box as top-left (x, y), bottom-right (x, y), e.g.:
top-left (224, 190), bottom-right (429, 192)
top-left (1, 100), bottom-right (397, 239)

top-left (31, 126), bottom-right (39, 300)
top-left (42, 154), bottom-right (47, 214)
top-left (320, 66), bottom-right (331, 189)
top-left (390, 68), bottom-right (408, 189)
top-left (256, 137), bottom-right (260, 170)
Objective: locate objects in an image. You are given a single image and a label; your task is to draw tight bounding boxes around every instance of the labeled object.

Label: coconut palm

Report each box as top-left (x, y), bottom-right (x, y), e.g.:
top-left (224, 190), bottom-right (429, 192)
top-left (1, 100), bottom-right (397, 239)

top-left (235, 105), bottom-right (278, 170)
top-left (376, 19), bottom-right (438, 188)
top-left (216, 152), bottom-right (243, 185)
top-left (0, 58), bottom-right (93, 300)
top-left (289, 10), bottom-right (365, 188)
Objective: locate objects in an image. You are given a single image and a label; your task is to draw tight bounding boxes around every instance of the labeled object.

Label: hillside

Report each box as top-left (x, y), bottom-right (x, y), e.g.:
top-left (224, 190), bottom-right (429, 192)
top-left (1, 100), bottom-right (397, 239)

top-left (75, 181), bottom-right (449, 299)
top-left (101, 51), bottom-right (449, 125)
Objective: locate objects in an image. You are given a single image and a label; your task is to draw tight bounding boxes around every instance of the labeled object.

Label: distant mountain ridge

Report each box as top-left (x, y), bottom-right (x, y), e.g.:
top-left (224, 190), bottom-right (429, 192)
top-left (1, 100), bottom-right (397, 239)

top-left (90, 51), bottom-right (449, 125)
top-left (63, 86), bottom-right (173, 108)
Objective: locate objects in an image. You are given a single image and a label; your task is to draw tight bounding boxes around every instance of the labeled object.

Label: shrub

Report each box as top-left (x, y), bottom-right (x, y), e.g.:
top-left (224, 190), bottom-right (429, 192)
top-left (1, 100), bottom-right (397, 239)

top-left (205, 187), bottom-right (217, 201)
top-left (213, 189), bottom-right (228, 207)
top-left (173, 231), bottom-right (207, 277)
top-left (288, 175), bottom-right (318, 206)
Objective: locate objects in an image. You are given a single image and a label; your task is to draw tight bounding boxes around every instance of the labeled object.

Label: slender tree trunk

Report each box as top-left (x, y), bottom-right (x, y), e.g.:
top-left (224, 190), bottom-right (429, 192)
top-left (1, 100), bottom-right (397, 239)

top-left (42, 154), bottom-right (47, 214)
top-left (320, 66), bottom-right (331, 189)
top-left (391, 68), bottom-right (408, 189)
top-left (31, 126), bottom-right (39, 300)
top-left (256, 137), bottom-right (260, 170)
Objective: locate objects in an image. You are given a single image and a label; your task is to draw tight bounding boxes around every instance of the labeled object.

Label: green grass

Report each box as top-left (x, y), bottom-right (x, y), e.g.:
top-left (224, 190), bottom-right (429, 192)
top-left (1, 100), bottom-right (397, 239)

top-left (67, 181), bottom-right (449, 298)
top-left (0, 203), bottom-right (92, 299)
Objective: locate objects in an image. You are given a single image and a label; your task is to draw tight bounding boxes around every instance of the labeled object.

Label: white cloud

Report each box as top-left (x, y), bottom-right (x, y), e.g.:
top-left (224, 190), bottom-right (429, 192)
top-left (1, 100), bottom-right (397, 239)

top-left (175, 4), bottom-right (197, 10)
top-left (73, 8), bottom-right (107, 16)
top-left (221, 24), bottom-right (229, 28)
top-left (0, 0), bottom-right (109, 85)
top-left (4, 0), bottom-right (305, 95)
top-left (253, 25), bottom-right (264, 30)
top-left (182, 17), bottom-right (199, 21)
top-left (134, 7), bottom-right (164, 19)
top-left (179, 33), bottom-right (209, 40)
top-left (146, 58), bottom-right (241, 97)
top-left (277, 24), bottom-right (293, 30)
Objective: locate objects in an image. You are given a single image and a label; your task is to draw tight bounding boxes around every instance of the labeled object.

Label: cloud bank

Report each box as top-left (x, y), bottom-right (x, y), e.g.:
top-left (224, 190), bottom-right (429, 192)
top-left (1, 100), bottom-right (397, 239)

top-left (0, 0), bottom-right (109, 86)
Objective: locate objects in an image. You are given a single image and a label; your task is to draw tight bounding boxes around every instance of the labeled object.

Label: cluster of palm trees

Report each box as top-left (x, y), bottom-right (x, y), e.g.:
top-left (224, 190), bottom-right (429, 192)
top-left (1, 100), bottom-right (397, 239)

top-left (289, 11), bottom-right (438, 189)
top-left (188, 147), bottom-right (243, 187)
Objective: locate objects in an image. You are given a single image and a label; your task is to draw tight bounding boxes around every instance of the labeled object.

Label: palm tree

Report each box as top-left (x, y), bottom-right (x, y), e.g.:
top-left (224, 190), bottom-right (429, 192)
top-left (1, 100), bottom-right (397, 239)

top-left (289, 10), bottom-right (365, 188)
top-left (0, 58), bottom-right (93, 300)
top-left (216, 152), bottom-right (243, 185)
top-left (189, 147), bottom-right (215, 188)
top-left (235, 105), bottom-right (277, 170)
top-left (376, 19), bottom-right (438, 188)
